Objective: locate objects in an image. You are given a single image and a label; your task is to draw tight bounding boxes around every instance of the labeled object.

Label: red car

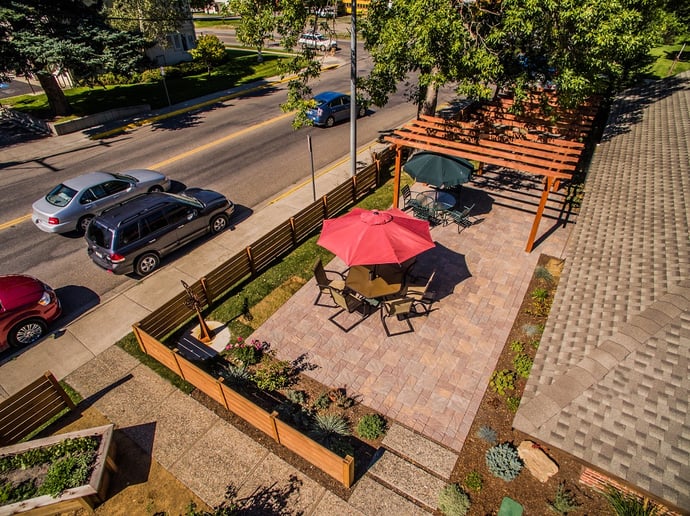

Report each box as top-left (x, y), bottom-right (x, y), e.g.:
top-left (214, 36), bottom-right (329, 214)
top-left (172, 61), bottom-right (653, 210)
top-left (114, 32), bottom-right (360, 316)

top-left (0, 275), bottom-right (61, 352)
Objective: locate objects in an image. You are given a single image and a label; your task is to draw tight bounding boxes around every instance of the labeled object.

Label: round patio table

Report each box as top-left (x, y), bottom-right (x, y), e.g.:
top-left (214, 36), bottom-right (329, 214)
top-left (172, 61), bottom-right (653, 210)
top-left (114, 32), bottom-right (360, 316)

top-left (421, 190), bottom-right (456, 210)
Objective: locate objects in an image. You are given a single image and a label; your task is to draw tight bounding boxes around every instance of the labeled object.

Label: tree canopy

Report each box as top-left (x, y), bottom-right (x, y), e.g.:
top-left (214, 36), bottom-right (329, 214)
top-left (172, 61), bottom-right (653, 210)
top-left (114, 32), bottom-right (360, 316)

top-left (360, 0), bottom-right (684, 115)
top-left (225, 0), bottom-right (278, 62)
top-left (190, 34), bottom-right (226, 76)
top-left (0, 0), bottom-right (147, 115)
top-left (105, 0), bottom-right (190, 47)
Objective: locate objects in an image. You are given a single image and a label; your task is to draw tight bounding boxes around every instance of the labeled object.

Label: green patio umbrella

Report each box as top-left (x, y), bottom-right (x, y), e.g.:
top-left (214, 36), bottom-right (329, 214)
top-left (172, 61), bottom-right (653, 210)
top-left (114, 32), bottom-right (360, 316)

top-left (403, 151), bottom-right (474, 188)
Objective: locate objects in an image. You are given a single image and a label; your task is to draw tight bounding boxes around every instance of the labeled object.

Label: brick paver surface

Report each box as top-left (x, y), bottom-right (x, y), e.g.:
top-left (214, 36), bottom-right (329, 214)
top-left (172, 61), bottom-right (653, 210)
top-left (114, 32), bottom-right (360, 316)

top-left (256, 172), bottom-right (574, 451)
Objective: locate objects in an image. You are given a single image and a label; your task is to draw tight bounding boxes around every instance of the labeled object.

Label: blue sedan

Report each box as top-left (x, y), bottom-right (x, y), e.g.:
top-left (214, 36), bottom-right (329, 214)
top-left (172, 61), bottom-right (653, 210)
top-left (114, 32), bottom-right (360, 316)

top-left (306, 91), bottom-right (367, 127)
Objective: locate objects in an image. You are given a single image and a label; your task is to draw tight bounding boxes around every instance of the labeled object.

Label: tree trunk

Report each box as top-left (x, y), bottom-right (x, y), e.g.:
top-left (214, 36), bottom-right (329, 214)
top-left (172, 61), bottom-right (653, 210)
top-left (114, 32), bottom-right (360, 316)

top-left (420, 83), bottom-right (438, 117)
top-left (36, 72), bottom-right (71, 116)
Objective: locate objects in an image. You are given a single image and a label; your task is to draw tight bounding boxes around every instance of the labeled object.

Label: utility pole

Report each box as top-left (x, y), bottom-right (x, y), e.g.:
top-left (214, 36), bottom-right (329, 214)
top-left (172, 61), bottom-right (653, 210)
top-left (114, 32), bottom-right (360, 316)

top-left (349, 0), bottom-right (357, 177)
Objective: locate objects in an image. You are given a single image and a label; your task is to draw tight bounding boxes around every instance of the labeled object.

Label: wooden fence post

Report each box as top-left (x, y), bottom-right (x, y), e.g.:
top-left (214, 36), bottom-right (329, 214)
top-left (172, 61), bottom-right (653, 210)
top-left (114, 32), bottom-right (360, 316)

top-left (269, 411), bottom-right (280, 443)
top-left (343, 455), bottom-right (354, 488)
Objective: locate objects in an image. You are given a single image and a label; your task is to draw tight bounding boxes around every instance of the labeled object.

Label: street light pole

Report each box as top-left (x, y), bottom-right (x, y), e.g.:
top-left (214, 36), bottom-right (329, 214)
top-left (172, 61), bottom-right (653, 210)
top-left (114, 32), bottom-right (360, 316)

top-left (349, 0), bottom-right (357, 177)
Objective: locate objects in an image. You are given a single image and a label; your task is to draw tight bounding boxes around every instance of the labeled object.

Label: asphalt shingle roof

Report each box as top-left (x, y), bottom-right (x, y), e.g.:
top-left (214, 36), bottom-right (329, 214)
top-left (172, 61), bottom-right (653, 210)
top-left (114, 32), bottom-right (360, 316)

top-left (513, 72), bottom-right (690, 511)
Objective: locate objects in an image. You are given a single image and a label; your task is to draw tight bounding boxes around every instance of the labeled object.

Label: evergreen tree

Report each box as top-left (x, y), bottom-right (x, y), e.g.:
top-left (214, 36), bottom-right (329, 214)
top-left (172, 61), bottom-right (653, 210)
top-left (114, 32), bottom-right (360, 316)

top-left (0, 0), bottom-right (147, 116)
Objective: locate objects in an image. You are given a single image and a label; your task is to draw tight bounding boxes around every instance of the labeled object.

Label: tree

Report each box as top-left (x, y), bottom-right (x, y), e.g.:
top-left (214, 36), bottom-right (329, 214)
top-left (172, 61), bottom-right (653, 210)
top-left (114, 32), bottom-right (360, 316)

top-left (0, 0), bottom-right (148, 116)
top-left (360, 0), bottom-right (682, 116)
top-left (190, 34), bottom-right (226, 77)
top-left (223, 0), bottom-right (278, 62)
top-left (488, 0), bottom-right (678, 110)
top-left (105, 0), bottom-right (190, 47)
top-left (360, 0), bottom-right (495, 116)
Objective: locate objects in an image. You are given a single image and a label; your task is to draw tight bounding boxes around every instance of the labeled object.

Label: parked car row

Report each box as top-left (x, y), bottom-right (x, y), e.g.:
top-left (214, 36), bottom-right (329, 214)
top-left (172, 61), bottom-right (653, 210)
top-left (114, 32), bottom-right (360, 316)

top-left (14, 83), bottom-right (369, 353)
top-left (4, 170), bottom-right (235, 354)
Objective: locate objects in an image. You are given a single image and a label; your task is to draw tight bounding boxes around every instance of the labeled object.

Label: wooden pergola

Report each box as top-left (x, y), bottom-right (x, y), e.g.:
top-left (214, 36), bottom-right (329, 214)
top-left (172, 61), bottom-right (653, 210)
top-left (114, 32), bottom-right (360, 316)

top-left (386, 93), bottom-right (598, 252)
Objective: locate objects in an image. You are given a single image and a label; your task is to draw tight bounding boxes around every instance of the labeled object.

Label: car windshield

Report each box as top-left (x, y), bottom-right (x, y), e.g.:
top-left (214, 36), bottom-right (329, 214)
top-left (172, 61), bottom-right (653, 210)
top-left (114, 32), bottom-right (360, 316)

top-left (164, 192), bottom-right (205, 209)
top-left (45, 184), bottom-right (78, 207)
top-left (112, 173), bottom-right (138, 183)
top-left (86, 220), bottom-right (114, 248)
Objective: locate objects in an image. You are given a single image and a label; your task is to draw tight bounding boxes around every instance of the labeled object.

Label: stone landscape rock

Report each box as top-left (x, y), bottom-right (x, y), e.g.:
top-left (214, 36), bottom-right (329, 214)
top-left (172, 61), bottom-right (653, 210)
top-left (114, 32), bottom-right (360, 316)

top-left (517, 440), bottom-right (559, 483)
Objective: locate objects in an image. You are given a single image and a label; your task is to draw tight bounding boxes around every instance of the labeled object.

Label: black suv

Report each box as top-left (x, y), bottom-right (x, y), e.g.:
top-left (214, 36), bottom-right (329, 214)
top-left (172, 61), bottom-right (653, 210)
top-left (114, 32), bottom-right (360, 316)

top-left (85, 189), bottom-right (234, 276)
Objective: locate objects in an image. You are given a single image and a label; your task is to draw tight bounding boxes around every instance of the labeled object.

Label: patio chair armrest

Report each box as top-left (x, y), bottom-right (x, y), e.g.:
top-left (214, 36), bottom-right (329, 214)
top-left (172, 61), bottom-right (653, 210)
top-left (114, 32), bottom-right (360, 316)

top-left (323, 268), bottom-right (346, 279)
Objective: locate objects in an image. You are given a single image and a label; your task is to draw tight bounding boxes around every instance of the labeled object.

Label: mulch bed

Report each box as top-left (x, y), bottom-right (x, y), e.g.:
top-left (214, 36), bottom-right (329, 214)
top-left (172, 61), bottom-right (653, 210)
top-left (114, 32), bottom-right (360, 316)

top-left (448, 254), bottom-right (611, 514)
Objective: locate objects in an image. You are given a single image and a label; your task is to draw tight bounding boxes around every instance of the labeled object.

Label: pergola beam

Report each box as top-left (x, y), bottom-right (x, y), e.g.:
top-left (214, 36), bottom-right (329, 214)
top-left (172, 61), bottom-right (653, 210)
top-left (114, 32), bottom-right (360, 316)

top-left (388, 93), bottom-right (596, 253)
top-left (385, 132), bottom-right (575, 179)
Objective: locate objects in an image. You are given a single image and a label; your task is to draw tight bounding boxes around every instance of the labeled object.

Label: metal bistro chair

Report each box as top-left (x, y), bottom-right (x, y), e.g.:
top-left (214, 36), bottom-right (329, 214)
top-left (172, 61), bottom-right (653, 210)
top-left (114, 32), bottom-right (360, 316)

top-left (313, 258), bottom-right (346, 306)
top-left (445, 203), bottom-right (475, 232)
top-left (328, 286), bottom-right (372, 332)
top-left (401, 184), bottom-right (420, 211)
top-left (404, 271), bottom-right (436, 315)
top-left (380, 297), bottom-right (416, 336)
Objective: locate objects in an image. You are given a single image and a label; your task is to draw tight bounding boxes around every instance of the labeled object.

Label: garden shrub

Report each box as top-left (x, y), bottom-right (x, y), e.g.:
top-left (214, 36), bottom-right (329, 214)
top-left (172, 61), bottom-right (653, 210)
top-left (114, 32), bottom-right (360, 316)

top-left (356, 414), bottom-right (386, 440)
top-left (506, 396), bottom-right (521, 412)
top-left (286, 389), bottom-right (307, 406)
top-left (464, 471), bottom-right (483, 492)
top-left (489, 370), bottom-right (516, 396)
top-left (475, 425), bottom-right (498, 444)
top-left (510, 340), bottom-right (524, 353)
top-left (252, 354), bottom-right (291, 391)
top-left (438, 483), bottom-right (471, 516)
top-left (485, 443), bottom-right (523, 482)
top-left (215, 363), bottom-right (250, 385)
top-left (139, 68), bottom-right (162, 83)
top-left (513, 353), bottom-right (533, 378)
top-left (312, 392), bottom-right (331, 410)
top-left (534, 265), bottom-right (554, 283)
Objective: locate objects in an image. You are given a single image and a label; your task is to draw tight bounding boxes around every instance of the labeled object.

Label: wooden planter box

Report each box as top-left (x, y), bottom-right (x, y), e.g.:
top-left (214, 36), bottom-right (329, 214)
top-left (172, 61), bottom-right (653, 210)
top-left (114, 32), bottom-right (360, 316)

top-left (0, 424), bottom-right (117, 515)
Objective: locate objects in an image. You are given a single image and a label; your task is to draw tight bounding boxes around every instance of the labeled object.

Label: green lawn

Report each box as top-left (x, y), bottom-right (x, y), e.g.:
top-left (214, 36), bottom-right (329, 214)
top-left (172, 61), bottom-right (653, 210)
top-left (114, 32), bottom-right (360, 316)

top-left (3, 49), bottom-right (285, 119)
top-left (646, 36), bottom-right (690, 78)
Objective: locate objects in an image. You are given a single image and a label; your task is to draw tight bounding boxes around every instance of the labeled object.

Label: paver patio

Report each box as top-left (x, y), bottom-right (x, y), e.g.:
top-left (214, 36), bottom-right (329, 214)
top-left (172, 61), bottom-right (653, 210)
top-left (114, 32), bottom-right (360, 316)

top-left (255, 168), bottom-right (576, 452)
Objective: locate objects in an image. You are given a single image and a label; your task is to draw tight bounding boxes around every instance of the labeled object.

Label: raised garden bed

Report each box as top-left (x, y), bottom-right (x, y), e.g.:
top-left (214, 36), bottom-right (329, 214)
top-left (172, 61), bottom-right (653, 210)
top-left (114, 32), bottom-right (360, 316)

top-left (0, 424), bottom-right (116, 515)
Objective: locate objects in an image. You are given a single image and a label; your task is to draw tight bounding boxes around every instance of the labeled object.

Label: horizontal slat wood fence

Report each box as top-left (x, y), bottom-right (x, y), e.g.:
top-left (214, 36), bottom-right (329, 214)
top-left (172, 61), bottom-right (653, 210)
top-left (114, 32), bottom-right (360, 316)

top-left (132, 324), bottom-right (354, 487)
top-left (132, 147), bottom-right (396, 486)
top-left (0, 371), bottom-right (75, 446)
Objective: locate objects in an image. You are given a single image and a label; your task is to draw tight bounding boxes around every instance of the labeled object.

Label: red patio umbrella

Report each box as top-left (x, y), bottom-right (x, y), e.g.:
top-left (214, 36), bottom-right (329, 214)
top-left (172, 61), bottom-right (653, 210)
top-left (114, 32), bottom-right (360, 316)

top-left (317, 208), bottom-right (435, 266)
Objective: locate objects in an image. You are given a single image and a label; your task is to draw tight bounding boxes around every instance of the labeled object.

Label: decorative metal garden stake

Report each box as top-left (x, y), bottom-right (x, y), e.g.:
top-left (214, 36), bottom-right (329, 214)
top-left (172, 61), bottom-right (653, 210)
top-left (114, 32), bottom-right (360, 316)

top-left (181, 280), bottom-right (213, 344)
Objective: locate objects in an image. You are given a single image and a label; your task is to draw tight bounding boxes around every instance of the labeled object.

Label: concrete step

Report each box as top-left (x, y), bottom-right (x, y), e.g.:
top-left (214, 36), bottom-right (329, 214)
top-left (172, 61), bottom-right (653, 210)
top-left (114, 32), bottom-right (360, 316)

top-left (349, 475), bottom-right (431, 515)
top-left (382, 424), bottom-right (458, 479)
top-left (367, 449), bottom-right (446, 512)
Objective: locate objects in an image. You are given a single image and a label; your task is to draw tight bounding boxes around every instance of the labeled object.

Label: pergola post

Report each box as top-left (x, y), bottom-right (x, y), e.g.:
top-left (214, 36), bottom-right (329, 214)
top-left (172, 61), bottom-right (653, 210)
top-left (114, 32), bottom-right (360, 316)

top-left (392, 145), bottom-right (402, 209)
top-left (525, 176), bottom-right (555, 253)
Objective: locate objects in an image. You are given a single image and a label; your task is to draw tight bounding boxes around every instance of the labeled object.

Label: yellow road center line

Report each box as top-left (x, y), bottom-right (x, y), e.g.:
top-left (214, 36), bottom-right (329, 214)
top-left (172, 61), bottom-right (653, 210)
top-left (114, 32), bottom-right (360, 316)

top-left (0, 213), bottom-right (32, 230)
top-left (149, 111), bottom-right (295, 169)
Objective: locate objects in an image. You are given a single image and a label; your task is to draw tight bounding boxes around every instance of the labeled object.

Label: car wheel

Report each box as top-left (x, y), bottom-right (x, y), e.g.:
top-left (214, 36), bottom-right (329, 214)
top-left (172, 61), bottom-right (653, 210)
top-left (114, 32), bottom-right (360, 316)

top-left (135, 253), bottom-right (160, 276)
top-left (210, 214), bottom-right (229, 234)
top-left (77, 215), bottom-right (94, 234)
top-left (325, 116), bottom-right (335, 128)
top-left (8, 318), bottom-right (47, 348)
top-left (148, 185), bottom-right (164, 193)
top-left (358, 105), bottom-right (366, 118)
top-left (319, 44), bottom-right (326, 51)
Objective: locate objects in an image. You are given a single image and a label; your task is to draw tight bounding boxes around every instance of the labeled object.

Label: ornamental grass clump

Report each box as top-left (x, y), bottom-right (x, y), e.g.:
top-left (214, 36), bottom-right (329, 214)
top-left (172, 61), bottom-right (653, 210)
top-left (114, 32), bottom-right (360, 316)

top-left (548, 482), bottom-right (581, 514)
top-left (438, 483), bottom-right (471, 516)
top-left (485, 442), bottom-right (523, 482)
top-left (310, 413), bottom-right (351, 439)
